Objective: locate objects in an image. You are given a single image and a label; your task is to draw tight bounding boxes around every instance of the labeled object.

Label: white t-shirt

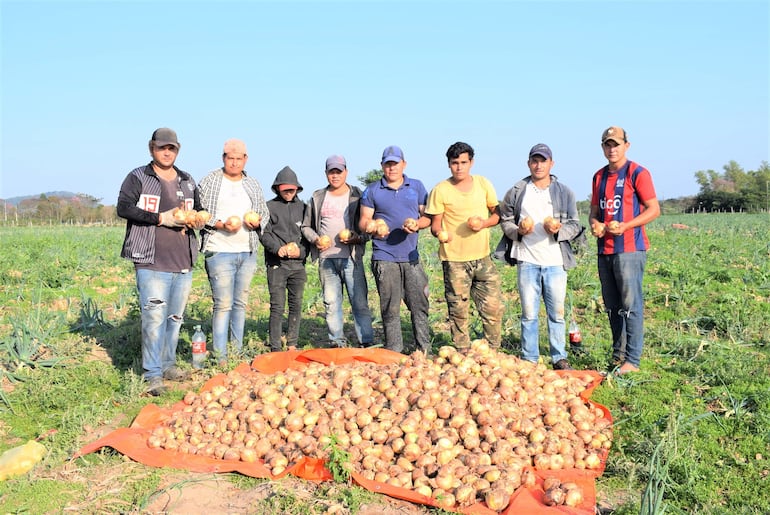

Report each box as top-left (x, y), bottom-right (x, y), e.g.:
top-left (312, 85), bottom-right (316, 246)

top-left (206, 179), bottom-right (251, 252)
top-left (513, 183), bottom-right (564, 267)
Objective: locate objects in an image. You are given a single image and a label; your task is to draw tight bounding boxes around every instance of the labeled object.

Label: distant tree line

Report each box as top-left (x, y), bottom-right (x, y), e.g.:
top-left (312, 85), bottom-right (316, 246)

top-left (1, 193), bottom-right (119, 225)
top-left (692, 160), bottom-right (770, 213)
top-left (1, 172), bottom-right (388, 226)
top-left (4, 160), bottom-right (768, 225)
top-left (575, 160), bottom-right (770, 215)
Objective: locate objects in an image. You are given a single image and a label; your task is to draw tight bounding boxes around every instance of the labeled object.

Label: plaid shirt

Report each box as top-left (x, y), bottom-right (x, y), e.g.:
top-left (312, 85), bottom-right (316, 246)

top-left (198, 168), bottom-right (270, 253)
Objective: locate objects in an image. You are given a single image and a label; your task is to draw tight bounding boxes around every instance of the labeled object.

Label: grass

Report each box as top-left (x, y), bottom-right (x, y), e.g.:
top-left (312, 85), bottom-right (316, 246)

top-left (325, 433), bottom-right (353, 484)
top-left (0, 214), bottom-right (769, 513)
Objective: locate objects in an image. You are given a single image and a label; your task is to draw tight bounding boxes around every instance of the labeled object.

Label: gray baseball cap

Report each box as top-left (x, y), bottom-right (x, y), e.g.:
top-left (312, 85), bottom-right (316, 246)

top-left (325, 155), bottom-right (347, 172)
top-left (150, 128), bottom-right (180, 149)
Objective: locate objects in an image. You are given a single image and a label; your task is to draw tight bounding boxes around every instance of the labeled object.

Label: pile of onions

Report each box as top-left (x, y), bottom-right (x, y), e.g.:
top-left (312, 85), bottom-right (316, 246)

top-left (543, 477), bottom-right (584, 507)
top-left (146, 340), bottom-right (612, 512)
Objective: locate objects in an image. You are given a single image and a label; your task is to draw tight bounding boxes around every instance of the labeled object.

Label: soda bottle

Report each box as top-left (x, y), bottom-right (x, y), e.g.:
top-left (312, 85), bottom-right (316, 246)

top-left (191, 325), bottom-right (207, 369)
top-left (569, 319), bottom-right (582, 347)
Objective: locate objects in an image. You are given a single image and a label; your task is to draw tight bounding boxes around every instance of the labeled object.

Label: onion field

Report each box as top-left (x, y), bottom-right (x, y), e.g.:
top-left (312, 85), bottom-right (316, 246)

top-left (0, 213), bottom-right (768, 514)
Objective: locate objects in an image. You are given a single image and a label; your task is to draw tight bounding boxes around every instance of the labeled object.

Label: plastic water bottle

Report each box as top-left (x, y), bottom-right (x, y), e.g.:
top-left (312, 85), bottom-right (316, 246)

top-left (191, 325), bottom-right (207, 369)
top-left (569, 319), bottom-right (582, 347)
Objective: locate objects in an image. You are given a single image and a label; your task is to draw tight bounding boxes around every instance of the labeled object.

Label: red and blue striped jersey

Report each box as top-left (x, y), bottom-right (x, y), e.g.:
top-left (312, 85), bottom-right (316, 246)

top-left (590, 161), bottom-right (657, 255)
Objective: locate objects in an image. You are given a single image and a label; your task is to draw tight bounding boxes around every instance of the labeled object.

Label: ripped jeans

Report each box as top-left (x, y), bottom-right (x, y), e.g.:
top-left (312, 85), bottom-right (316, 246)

top-left (136, 268), bottom-right (193, 380)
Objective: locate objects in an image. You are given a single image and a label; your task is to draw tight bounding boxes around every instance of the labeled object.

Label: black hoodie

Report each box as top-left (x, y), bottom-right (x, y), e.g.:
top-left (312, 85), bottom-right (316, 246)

top-left (260, 166), bottom-right (308, 266)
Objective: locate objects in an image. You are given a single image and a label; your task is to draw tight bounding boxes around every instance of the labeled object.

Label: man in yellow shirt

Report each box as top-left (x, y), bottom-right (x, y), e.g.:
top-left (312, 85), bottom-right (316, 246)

top-left (426, 142), bottom-right (504, 349)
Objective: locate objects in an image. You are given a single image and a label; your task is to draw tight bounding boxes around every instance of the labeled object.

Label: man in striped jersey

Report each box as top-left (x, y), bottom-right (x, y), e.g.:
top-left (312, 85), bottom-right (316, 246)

top-left (589, 126), bottom-right (660, 375)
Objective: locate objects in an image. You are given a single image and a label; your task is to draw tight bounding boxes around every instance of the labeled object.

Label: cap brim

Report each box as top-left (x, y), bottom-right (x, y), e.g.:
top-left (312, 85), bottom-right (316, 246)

top-left (153, 140), bottom-right (180, 149)
top-left (529, 152), bottom-right (550, 159)
top-left (602, 137), bottom-right (624, 144)
top-left (381, 156), bottom-right (403, 164)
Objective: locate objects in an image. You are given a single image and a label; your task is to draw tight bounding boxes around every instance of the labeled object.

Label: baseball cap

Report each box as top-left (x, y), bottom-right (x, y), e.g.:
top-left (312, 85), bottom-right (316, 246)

top-left (223, 138), bottom-right (247, 155)
top-left (381, 145), bottom-right (405, 164)
top-left (150, 128), bottom-right (180, 149)
top-left (528, 143), bottom-right (552, 160)
top-left (325, 155), bottom-right (347, 172)
top-left (601, 126), bottom-right (626, 144)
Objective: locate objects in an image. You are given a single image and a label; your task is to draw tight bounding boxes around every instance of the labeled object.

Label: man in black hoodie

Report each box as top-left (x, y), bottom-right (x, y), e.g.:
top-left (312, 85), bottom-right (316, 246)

top-left (259, 166), bottom-right (309, 352)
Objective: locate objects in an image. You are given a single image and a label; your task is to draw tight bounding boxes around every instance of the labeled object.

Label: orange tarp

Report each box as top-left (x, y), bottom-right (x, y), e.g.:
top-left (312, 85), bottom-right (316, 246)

top-left (75, 348), bottom-right (610, 514)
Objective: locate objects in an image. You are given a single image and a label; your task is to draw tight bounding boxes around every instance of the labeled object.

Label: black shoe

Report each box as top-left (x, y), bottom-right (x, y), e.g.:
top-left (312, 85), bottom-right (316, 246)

top-left (553, 359), bottom-right (573, 370)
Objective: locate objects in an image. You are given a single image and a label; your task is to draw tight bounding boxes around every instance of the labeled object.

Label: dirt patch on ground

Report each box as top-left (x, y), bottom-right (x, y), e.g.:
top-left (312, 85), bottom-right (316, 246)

top-left (69, 415), bottom-right (432, 514)
top-left (49, 456), bottom-right (433, 514)
top-left (140, 473), bottom-right (431, 515)
top-left (81, 413), bottom-right (131, 442)
top-left (55, 461), bottom-right (432, 514)
top-left (87, 343), bottom-right (113, 363)
top-left (142, 474), bottom-right (267, 513)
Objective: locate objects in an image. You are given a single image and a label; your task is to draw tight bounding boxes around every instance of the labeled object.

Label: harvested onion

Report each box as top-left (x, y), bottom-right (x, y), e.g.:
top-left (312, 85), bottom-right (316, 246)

top-left (148, 342), bottom-right (611, 513)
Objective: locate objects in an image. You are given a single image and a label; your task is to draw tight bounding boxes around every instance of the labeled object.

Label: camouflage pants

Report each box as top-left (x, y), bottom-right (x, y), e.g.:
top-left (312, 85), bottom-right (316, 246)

top-left (441, 256), bottom-right (503, 348)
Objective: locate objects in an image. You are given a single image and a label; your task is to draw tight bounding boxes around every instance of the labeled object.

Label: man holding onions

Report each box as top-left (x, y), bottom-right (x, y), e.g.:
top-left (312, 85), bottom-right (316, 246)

top-left (496, 143), bottom-right (582, 370)
top-left (359, 145), bottom-right (432, 354)
top-left (117, 128), bottom-right (204, 396)
top-left (589, 126), bottom-right (660, 375)
top-left (425, 141), bottom-right (504, 350)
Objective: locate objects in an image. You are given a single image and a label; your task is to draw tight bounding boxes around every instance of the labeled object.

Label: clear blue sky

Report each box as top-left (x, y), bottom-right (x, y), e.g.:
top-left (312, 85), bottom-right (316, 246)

top-left (2, 0), bottom-right (768, 205)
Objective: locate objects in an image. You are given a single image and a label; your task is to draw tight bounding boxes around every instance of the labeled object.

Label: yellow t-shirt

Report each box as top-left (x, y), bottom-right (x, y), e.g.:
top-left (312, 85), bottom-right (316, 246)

top-left (426, 175), bottom-right (499, 262)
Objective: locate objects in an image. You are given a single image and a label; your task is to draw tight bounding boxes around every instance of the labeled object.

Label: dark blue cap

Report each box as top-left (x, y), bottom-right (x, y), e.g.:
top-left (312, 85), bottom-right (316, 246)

top-left (528, 143), bottom-right (552, 160)
top-left (381, 145), bottom-right (405, 164)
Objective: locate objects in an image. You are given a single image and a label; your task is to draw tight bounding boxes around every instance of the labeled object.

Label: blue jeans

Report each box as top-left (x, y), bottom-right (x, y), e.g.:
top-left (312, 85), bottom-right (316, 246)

top-left (204, 251), bottom-right (258, 360)
top-left (371, 260), bottom-right (430, 353)
top-left (319, 257), bottom-right (373, 346)
top-left (517, 262), bottom-right (568, 363)
top-left (136, 269), bottom-right (193, 380)
top-left (597, 251), bottom-right (647, 367)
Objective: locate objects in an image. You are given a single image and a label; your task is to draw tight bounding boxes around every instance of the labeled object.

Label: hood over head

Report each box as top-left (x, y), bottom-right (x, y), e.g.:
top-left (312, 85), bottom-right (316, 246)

top-left (271, 166), bottom-right (303, 195)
